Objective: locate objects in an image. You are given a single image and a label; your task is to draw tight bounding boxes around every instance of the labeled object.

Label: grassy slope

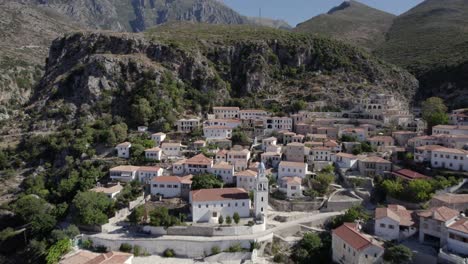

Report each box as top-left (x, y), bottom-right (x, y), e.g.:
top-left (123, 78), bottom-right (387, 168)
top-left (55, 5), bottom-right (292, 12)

top-left (294, 0), bottom-right (395, 51)
top-left (376, 0), bottom-right (468, 74)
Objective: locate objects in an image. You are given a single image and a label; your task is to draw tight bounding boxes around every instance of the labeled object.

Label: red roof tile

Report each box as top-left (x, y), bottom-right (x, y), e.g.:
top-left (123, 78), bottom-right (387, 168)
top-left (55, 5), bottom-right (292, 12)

top-left (333, 223), bottom-right (381, 251)
top-left (191, 188), bottom-right (249, 202)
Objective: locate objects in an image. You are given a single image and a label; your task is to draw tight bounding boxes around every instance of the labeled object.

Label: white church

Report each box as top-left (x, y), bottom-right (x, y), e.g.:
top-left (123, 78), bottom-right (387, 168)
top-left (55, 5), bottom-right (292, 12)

top-left (190, 162), bottom-right (269, 223)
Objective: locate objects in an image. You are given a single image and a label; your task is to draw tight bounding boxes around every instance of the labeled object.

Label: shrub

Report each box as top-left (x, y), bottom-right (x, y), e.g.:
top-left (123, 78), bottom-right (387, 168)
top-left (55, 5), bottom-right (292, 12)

top-left (133, 245), bottom-right (142, 256)
top-left (81, 239), bottom-right (93, 250)
top-left (233, 212), bottom-right (240, 224)
top-left (226, 216), bottom-right (232, 225)
top-left (211, 246), bottom-right (220, 255)
top-left (247, 220), bottom-right (255, 227)
top-left (218, 215), bottom-right (224, 225)
top-left (119, 243), bottom-right (132, 253)
top-left (227, 243), bottom-right (242, 252)
top-left (274, 253), bottom-right (287, 263)
top-left (163, 248), bottom-right (175, 258)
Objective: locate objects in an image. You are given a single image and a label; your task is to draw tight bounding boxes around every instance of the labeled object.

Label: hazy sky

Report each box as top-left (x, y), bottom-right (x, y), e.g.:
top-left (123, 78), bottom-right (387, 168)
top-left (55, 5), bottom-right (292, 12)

top-left (223, 0), bottom-right (425, 26)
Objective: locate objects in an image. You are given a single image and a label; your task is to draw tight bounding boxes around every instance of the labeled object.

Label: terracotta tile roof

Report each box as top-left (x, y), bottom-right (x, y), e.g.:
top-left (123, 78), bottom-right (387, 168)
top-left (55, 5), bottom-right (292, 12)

top-left (60, 251), bottom-right (132, 264)
top-left (204, 125), bottom-right (232, 130)
top-left (311, 146), bottom-right (331, 151)
top-left (116, 142), bottom-right (131, 148)
top-left (191, 188), bottom-right (249, 202)
top-left (448, 218), bottom-right (468, 234)
top-left (91, 184), bottom-right (123, 195)
top-left (415, 145), bottom-right (444, 151)
top-left (227, 149), bottom-right (250, 155)
top-left (368, 136), bottom-right (394, 142)
top-left (152, 175), bottom-right (192, 184)
top-left (393, 169), bottom-right (430, 180)
top-left (432, 147), bottom-right (467, 155)
top-left (145, 147), bottom-right (161, 152)
top-left (152, 132), bottom-right (165, 136)
top-left (185, 153), bottom-right (212, 165)
top-left (240, 109), bottom-right (266, 113)
top-left (434, 125), bottom-right (468, 130)
top-left (263, 137), bottom-right (277, 141)
top-left (287, 142), bottom-right (304, 147)
top-left (432, 193), bottom-right (468, 205)
top-left (283, 132), bottom-right (296, 136)
top-left (216, 149), bottom-right (228, 156)
top-left (138, 166), bottom-right (162, 172)
top-left (60, 250), bottom-right (100, 264)
top-left (360, 156), bottom-right (391, 163)
top-left (212, 161), bottom-right (233, 169)
top-left (333, 223), bottom-right (381, 251)
top-left (235, 170), bottom-right (257, 177)
top-left (162, 142), bottom-right (182, 147)
top-left (392, 131), bottom-right (416, 135)
top-left (324, 140), bottom-right (339, 147)
top-left (376, 205), bottom-right (415, 226)
top-left (418, 206), bottom-right (459, 222)
top-left (261, 152), bottom-right (281, 157)
top-left (336, 152), bottom-right (357, 159)
top-left (213, 106), bottom-right (240, 111)
top-left (110, 165), bottom-right (140, 172)
top-left (281, 176), bottom-right (302, 185)
top-left (279, 161), bottom-right (306, 167)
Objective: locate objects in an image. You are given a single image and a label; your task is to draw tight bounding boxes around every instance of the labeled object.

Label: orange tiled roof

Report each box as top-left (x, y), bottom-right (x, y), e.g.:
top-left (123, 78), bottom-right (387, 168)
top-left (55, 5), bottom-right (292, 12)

top-left (191, 188), bottom-right (249, 202)
top-left (185, 153), bottom-right (212, 165)
top-left (418, 206), bottom-right (459, 222)
top-left (448, 218), bottom-right (468, 234)
top-left (333, 223), bottom-right (382, 251)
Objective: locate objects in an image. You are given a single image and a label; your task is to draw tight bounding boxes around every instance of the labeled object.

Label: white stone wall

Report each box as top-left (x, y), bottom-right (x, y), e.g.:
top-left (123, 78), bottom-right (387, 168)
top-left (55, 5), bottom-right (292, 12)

top-left (210, 167), bottom-right (235, 184)
top-left (237, 176), bottom-right (256, 192)
top-left (192, 199), bottom-right (250, 223)
top-left (431, 150), bottom-right (468, 171)
top-left (203, 128), bottom-right (232, 140)
top-left (117, 146), bottom-right (130, 159)
top-left (145, 150), bottom-right (162, 161)
top-left (447, 229), bottom-right (468, 255)
top-left (375, 217), bottom-right (399, 241)
top-left (278, 163), bottom-right (307, 178)
top-left (150, 182), bottom-right (181, 198)
top-left (332, 233), bottom-right (383, 264)
top-left (162, 146), bottom-right (182, 157)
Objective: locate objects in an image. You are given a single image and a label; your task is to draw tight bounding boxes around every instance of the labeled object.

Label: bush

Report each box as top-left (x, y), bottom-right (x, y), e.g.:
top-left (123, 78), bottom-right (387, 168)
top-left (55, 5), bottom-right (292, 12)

top-left (82, 239), bottom-right (93, 249)
top-left (163, 248), bottom-right (175, 258)
top-left (211, 246), bottom-right (220, 255)
top-left (133, 245), bottom-right (142, 256)
top-left (218, 215), bottom-right (224, 225)
top-left (233, 212), bottom-right (240, 224)
top-left (274, 253), bottom-right (287, 263)
top-left (46, 239), bottom-right (71, 264)
top-left (119, 243), bottom-right (132, 253)
top-left (227, 243), bottom-right (242, 252)
top-left (226, 216), bottom-right (232, 225)
top-left (271, 190), bottom-right (287, 200)
top-left (247, 220), bottom-right (255, 227)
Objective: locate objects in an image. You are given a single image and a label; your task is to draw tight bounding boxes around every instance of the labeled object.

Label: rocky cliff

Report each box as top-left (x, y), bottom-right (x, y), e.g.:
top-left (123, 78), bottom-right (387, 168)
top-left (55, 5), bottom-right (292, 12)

top-left (28, 23), bottom-right (418, 130)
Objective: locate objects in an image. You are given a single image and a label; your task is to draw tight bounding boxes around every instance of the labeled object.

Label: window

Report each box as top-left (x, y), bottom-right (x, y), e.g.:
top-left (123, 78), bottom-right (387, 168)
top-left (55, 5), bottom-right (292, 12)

top-left (380, 223), bottom-right (386, 228)
top-left (365, 254), bottom-right (368, 259)
top-left (206, 204), bottom-right (209, 208)
top-left (343, 244), bottom-right (346, 249)
top-left (389, 225), bottom-right (394, 229)
top-left (198, 205), bottom-right (201, 208)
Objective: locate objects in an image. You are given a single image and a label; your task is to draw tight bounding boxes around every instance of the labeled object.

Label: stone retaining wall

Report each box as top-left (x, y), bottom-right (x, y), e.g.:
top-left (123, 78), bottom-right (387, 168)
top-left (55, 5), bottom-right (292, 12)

top-left (269, 198), bottom-right (324, 212)
top-left (142, 222), bottom-right (266, 237)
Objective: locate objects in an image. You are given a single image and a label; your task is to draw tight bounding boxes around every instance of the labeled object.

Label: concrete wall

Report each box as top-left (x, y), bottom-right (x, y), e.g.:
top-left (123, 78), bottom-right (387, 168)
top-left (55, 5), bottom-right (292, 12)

top-left (84, 232), bottom-right (273, 258)
top-left (269, 198), bottom-right (324, 212)
top-left (142, 222), bottom-right (266, 237)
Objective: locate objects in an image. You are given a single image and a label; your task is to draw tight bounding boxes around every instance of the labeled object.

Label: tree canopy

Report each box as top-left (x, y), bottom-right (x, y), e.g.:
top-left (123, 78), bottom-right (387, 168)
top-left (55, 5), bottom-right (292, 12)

top-left (191, 174), bottom-right (223, 190)
top-left (421, 97), bottom-right (448, 133)
top-left (292, 232), bottom-right (331, 264)
top-left (72, 191), bottom-right (114, 226)
top-left (383, 244), bottom-right (413, 264)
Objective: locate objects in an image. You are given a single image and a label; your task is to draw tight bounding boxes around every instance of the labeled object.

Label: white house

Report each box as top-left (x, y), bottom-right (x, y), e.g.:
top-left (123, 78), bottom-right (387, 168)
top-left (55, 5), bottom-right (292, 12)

top-left (190, 188), bottom-right (250, 223)
top-left (431, 147), bottom-right (468, 171)
top-left (446, 218), bottom-right (468, 255)
top-left (432, 125), bottom-right (468, 136)
top-left (261, 152), bottom-right (282, 168)
top-left (339, 127), bottom-right (368, 141)
top-left (332, 223), bottom-right (384, 264)
top-left (240, 109), bottom-right (268, 120)
top-left (226, 149), bottom-right (251, 170)
top-left (176, 118), bottom-right (201, 133)
top-left (115, 142), bottom-right (131, 159)
top-left (151, 132), bottom-right (166, 146)
top-left (374, 205), bottom-right (416, 241)
top-left (204, 119), bottom-right (241, 129)
top-left (145, 147), bottom-right (162, 161)
top-left (449, 109), bottom-right (468, 126)
top-left (213, 107), bottom-right (240, 119)
top-left (210, 161), bottom-right (235, 184)
top-left (285, 142), bottom-right (307, 162)
top-left (278, 161), bottom-right (308, 179)
top-left (90, 183), bottom-right (123, 199)
top-left (334, 152), bottom-right (358, 170)
top-left (161, 142), bottom-right (184, 157)
top-left (235, 169), bottom-right (258, 191)
top-left (150, 175), bottom-right (192, 199)
top-left (266, 144), bottom-right (282, 154)
top-left (262, 137), bottom-right (277, 151)
top-left (263, 117), bottom-right (293, 132)
top-left (203, 126), bottom-right (233, 140)
top-left (418, 206), bottom-right (460, 246)
top-left (174, 153), bottom-right (213, 175)
top-left (414, 145), bottom-right (443, 163)
top-left (308, 146), bottom-right (332, 162)
top-left (279, 176), bottom-right (303, 198)
top-left (109, 165), bottom-right (139, 182)
top-left (137, 166), bottom-right (163, 183)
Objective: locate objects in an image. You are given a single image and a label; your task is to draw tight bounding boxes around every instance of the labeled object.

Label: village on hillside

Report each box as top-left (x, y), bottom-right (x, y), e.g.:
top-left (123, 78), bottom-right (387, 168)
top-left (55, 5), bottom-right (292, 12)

top-left (54, 94), bottom-right (468, 264)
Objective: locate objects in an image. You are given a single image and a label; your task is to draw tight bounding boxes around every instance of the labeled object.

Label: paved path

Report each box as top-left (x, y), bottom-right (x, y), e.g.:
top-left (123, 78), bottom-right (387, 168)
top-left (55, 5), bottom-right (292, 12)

top-left (91, 211), bottom-right (342, 242)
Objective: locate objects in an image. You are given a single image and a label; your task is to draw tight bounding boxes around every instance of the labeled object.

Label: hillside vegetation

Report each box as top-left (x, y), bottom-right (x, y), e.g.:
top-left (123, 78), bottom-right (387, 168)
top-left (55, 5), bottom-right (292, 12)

top-left (26, 23), bottom-right (417, 131)
top-left (375, 0), bottom-right (468, 107)
top-left (294, 0), bottom-right (395, 51)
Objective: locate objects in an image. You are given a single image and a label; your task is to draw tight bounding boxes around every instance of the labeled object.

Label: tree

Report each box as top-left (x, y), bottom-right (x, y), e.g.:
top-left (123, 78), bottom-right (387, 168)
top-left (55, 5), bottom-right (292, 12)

top-left (291, 100), bottom-right (307, 113)
top-left (330, 206), bottom-right (370, 229)
top-left (226, 215), bottom-right (232, 225)
top-left (218, 215), bottom-right (224, 225)
top-left (231, 129), bottom-right (250, 146)
top-left (0, 150), bottom-right (8, 169)
top-left (50, 225), bottom-right (80, 244)
top-left (111, 123), bottom-right (128, 143)
top-left (233, 212), bottom-right (240, 224)
top-left (381, 179), bottom-right (404, 198)
top-left (149, 207), bottom-right (181, 228)
top-left (131, 98), bottom-right (153, 126)
top-left (46, 239), bottom-right (71, 264)
top-left (292, 232), bottom-right (331, 264)
top-left (72, 191), bottom-right (114, 226)
top-left (383, 244), bottom-right (413, 264)
top-left (407, 179), bottom-right (433, 202)
top-left (191, 174), bottom-right (223, 190)
top-left (13, 195), bottom-right (57, 238)
top-left (311, 172), bottom-right (334, 196)
top-left (421, 97), bottom-right (448, 134)
top-left (128, 205), bottom-right (145, 225)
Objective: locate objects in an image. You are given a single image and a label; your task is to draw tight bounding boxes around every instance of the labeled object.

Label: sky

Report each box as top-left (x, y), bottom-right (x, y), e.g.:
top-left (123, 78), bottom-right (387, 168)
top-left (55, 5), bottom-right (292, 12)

top-left (223, 0), bottom-right (425, 27)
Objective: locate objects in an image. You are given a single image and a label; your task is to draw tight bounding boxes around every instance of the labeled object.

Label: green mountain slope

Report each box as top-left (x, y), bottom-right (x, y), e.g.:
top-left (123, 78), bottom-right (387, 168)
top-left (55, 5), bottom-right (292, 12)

top-left (375, 0), bottom-right (468, 107)
top-left (27, 23), bottom-right (417, 130)
top-left (0, 2), bottom-right (83, 119)
top-left (294, 0), bottom-right (395, 51)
